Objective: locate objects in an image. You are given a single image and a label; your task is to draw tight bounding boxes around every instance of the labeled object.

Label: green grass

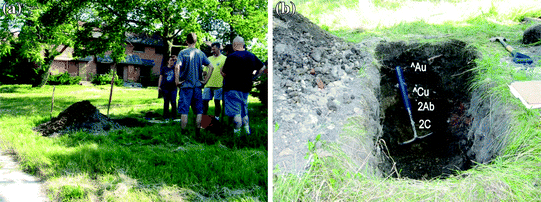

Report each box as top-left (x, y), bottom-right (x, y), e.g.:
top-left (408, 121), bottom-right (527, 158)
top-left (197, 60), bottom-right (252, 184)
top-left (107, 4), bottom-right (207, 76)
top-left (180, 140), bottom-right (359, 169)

top-left (0, 84), bottom-right (267, 201)
top-left (276, 0), bottom-right (541, 201)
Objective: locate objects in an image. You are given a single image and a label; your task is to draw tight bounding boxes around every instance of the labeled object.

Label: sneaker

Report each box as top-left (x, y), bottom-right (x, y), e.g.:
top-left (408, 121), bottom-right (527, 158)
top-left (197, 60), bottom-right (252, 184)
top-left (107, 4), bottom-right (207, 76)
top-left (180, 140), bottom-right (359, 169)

top-left (234, 128), bottom-right (241, 136)
top-left (244, 126), bottom-right (250, 135)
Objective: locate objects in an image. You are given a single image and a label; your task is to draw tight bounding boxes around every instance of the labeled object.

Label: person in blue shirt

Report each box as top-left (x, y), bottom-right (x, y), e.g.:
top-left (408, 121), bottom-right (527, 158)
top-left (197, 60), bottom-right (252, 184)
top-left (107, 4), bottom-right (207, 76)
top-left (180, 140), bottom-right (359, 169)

top-left (175, 33), bottom-right (214, 135)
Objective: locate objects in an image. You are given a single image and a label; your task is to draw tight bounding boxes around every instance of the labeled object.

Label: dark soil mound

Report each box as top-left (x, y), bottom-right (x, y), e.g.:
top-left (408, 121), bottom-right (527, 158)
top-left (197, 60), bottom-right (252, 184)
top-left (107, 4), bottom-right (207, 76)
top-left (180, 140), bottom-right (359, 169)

top-left (34, 100), bottom-right (124, 136)
top-left (523, 24), bottom-right (541, 45)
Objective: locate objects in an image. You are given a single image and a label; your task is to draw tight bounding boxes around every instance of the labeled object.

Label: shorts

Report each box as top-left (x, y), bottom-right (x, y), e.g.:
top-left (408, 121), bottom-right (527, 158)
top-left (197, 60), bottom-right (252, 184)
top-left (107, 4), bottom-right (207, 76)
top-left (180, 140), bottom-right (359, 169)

top-left (202, 87), bottom-right (223, 101)
top-left (178, 88), bottom-right (203, 115)
top-left (224, 90), bottom-right (249, 117)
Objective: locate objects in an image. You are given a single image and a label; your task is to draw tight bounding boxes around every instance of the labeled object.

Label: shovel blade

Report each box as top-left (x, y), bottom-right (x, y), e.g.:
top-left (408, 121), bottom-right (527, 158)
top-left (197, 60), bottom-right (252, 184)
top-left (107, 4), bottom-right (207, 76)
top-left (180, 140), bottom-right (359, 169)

top-left (399, 132), bottom-right (434, 145)
top-left (513, 52), bottom-right (533, 65)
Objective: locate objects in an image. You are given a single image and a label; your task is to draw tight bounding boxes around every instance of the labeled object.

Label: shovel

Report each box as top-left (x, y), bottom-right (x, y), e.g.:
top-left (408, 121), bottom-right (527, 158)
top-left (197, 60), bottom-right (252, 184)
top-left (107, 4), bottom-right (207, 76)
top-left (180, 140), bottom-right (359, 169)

top-left (490, 37), bottom-right (533, 65)
top-left (395, 66), bottom-right (433, 145)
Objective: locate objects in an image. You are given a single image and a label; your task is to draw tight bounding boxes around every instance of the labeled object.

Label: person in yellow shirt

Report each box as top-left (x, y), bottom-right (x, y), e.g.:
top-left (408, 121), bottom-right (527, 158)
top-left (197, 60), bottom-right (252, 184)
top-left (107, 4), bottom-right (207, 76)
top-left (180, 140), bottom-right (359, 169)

top-left (202, 42), bottom-right (227, 119)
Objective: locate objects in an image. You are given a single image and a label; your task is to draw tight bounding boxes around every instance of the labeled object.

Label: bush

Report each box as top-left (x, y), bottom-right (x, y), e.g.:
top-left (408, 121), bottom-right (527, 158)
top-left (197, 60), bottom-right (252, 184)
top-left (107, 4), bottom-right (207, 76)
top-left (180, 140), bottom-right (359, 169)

top-left (0, 41), bottom-right (41, 85)
top-left (142, 73), bottom-right (160, 87)
top-left (48, 72), bottom-right (82, 85)
top-left (251, 72), bottom-right (268, 106)
top-left (91, 69), bottom-right (123, 86)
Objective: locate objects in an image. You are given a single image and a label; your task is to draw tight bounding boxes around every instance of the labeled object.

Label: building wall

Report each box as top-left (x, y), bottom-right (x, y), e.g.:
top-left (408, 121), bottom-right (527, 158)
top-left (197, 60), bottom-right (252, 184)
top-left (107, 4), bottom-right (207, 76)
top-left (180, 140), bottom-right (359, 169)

top-left (50, 43), bottom-right (163, 82)
top-left (128, 44), bottom-right (163, 75)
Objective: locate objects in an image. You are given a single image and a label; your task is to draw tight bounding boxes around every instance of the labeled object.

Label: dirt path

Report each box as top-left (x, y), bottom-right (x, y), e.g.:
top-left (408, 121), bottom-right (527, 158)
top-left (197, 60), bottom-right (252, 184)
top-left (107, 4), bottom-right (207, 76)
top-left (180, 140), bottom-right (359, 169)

top-left (0, 149), bottom-right (49, 202)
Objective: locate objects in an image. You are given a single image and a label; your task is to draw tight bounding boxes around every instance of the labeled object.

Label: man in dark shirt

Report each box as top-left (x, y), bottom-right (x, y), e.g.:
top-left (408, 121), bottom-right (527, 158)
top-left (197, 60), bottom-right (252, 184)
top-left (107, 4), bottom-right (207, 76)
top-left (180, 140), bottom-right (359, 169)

top-left (221, 36), bottom-right (266, 135)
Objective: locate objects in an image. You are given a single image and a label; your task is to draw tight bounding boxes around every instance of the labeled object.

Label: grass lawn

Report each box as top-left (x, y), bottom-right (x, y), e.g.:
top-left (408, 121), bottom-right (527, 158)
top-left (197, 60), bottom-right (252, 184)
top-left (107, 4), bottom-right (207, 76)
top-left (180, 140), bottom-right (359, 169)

top-left (0, 84), bottom-right (267, 201)
top-left (275, 0), bottom-right (541, 201)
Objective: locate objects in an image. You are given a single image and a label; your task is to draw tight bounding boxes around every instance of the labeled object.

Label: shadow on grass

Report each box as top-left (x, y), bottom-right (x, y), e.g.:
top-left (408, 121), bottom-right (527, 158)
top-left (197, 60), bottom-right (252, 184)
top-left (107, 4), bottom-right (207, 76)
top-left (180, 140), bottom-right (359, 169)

top-left (0, 96), bottom-right (102, 120)
top-left (0, 85), bottom-right (34, 93)
top-left (46, 135), bottom-right (267, 200)
top-left (107, 102), bottom-right (268, 150)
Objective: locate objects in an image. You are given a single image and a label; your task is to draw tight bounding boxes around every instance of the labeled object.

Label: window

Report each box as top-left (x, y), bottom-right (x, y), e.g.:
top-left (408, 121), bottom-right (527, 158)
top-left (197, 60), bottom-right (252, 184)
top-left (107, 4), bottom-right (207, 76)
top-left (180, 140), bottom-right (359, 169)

top-left (154, 47), bottom-right (164, 55)
top-left (133, 45), bottom-right (145, 53)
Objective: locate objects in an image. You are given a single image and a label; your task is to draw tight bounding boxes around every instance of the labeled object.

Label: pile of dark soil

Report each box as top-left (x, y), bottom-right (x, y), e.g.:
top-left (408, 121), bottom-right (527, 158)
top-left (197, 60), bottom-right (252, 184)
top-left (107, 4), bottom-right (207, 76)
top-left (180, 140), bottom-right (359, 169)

top-left (34, 100), bottom-right (124, 136)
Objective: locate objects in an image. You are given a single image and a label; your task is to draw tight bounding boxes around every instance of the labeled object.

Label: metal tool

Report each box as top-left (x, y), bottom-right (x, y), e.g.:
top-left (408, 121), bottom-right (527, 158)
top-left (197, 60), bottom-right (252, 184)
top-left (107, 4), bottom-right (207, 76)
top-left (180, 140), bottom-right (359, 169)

top-left (395, 66), bottom-right (433, 145)
top-left (489, 37), bottom-right (533, 65)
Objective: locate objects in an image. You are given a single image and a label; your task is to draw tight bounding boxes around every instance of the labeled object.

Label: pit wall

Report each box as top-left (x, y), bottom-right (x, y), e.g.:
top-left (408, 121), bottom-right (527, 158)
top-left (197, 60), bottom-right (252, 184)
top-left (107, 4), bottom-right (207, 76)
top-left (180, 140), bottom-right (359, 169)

top-left (371, 40), bottom-right (514, 179)
top-left (338, 45), bottom-right (384, 178)
top-left (466, 81), bottom-right (514, 164)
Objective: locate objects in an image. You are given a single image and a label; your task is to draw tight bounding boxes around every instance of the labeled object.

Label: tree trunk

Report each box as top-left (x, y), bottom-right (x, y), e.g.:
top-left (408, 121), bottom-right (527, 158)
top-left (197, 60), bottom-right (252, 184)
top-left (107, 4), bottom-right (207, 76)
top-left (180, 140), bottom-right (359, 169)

top-left (166, 39), bottom-right (173, 58)
top-left (35, 46), bottom-right (69, 87)
top-left (107, 63), bottom-right (116, 116)
top-left (34, 57), bottom-right (55, 88)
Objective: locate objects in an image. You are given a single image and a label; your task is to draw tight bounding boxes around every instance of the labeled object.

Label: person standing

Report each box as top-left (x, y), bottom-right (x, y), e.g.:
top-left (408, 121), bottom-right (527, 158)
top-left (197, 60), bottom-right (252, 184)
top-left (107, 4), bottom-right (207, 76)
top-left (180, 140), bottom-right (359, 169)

top-left (158, 55), bottom-right (178, 121)
top-left (223, 44), bottom-right (234, 56)
top-left (175, 33), bottom-right (214, 135)
top-left (202, 42), bottom-right (226, 119)
top-left (221, 36), bottom-right (266, 135)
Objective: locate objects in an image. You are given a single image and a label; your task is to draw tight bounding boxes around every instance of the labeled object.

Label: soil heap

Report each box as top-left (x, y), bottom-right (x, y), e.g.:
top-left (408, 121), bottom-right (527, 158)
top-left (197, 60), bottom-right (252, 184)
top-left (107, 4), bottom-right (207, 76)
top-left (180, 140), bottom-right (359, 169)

top-left (34, 100), bottom-right (124, 136)
top-left (523, 23), bottom-right (541, 45)
top-left (273, 11), bottom-right (383, 175)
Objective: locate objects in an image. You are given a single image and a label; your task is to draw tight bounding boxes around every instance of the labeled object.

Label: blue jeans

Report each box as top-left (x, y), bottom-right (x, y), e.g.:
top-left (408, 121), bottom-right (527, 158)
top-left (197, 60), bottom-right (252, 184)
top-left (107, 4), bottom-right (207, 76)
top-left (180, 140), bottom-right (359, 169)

top-left (178, 88), bottom-right (203, 115)
top-left (224, 90), bottom-right (249, 118)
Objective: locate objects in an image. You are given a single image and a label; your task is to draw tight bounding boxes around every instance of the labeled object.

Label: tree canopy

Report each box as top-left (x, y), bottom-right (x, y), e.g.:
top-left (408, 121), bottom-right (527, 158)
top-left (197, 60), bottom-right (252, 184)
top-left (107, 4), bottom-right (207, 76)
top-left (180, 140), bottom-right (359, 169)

top-left (0, 0), bottom-right (268, 86)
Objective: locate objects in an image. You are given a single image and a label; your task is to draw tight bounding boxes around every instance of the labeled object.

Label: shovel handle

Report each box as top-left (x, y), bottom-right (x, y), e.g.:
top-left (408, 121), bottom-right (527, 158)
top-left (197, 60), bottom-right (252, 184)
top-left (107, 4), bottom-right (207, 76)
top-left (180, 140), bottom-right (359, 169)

top-left (395, 66), bottom-right (412, 111)
top-left (497, 39), bottom-right (515, 54)
top-left (396, 66), bottom-right (418, 140)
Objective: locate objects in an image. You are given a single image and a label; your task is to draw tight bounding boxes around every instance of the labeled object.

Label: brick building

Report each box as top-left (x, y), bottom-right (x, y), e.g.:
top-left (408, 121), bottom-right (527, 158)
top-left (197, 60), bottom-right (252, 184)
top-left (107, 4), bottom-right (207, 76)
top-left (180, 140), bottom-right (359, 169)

top-left (50, 33), bottom-right (167, 84)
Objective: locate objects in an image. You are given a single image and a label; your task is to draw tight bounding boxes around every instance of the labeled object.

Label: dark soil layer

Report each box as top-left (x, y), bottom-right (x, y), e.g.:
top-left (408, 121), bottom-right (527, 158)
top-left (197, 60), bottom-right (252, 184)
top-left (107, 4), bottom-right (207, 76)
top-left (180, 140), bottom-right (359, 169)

top-left (375, 40), bottom-right (479, 179)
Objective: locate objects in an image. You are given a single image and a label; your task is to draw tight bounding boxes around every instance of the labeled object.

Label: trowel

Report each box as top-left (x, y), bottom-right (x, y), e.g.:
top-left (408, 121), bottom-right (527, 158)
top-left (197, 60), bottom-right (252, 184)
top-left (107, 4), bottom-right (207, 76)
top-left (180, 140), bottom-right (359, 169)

top-left (395, 66), bottom-right (433, 145)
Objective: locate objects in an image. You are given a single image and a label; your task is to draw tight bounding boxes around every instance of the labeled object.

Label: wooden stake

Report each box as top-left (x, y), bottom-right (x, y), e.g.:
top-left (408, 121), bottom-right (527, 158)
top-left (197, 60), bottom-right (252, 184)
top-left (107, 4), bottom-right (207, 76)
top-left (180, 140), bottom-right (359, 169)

top-left (107, 65), bottom-right (116, 116)
top-left (50, 85), bottom-right (55, 118)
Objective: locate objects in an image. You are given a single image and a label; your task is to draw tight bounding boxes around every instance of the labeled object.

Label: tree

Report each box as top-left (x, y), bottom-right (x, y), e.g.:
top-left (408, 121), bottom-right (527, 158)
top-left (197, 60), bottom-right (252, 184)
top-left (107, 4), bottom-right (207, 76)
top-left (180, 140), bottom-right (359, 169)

top-left (75, 0), bottom-right (229, 66)
top-left (78, 0), bottom-right (267, 64)
top-left (0, 0), bottom-right (92, 87)
top-left (219, 0), bottom-right (267, 43)
top-left (0, 0), bottom-right (268, 86)
top-left (200, 0), bottom-right (267, 59)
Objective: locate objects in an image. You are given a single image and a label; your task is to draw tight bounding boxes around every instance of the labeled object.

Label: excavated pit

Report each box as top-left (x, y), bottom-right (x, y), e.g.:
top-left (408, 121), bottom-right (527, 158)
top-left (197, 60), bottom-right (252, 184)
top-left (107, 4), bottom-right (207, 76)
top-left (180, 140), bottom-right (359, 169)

top-left (375, 40), bottom-right (480, 179)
